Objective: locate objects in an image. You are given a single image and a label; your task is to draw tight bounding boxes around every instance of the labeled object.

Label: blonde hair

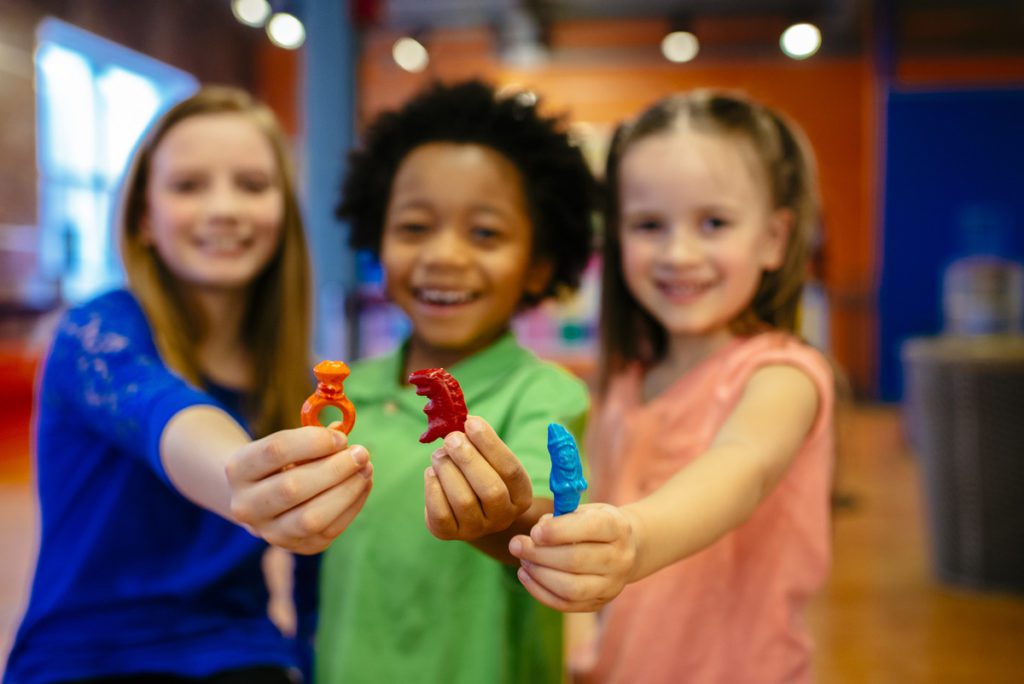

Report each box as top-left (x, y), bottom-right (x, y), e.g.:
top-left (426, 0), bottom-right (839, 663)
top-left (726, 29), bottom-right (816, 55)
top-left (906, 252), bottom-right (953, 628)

top-left (599, 89), bottom-right (821, 394)
top-left (118, 85), bottom-right (312, 436)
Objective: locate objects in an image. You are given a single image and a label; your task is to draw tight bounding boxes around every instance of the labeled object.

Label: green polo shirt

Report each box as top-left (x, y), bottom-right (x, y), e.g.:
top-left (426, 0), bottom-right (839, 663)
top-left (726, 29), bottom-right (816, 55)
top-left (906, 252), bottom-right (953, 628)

top-left (315, 332), bottom-right (588, 684)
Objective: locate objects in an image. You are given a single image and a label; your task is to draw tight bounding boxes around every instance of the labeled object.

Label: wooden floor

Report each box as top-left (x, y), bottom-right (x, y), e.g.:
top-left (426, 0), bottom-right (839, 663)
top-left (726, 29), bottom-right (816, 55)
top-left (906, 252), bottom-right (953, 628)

top-left (1, 405), bottom-right (1023, 680)
top-left (808, 406), bottom-right (1024, 683)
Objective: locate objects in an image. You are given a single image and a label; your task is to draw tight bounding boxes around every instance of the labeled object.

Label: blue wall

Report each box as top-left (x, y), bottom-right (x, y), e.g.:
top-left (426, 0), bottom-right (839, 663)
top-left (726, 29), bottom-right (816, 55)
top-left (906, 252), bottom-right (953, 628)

top-left (878, 88), bottom-right (1024, 401)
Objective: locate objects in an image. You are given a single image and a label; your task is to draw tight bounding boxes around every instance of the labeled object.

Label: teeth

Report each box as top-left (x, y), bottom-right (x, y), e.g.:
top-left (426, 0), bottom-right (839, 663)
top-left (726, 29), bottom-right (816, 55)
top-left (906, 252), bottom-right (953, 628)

top-left (203, 236), bottom-right (246, 251)
top-left (418, 289), bottom-right (476, 305)
top-left (660, 282), bottom-right (709, 296)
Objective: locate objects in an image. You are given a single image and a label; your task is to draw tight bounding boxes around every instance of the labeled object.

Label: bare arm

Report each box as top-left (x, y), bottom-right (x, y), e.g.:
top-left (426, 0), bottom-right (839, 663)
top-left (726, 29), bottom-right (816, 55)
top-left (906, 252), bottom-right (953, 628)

top-left (160, 405), bottom-right (253, 519)
top-left (511, 364), bottom-right (821, 610)
top-left (622, 364), bottom-right (819, 581)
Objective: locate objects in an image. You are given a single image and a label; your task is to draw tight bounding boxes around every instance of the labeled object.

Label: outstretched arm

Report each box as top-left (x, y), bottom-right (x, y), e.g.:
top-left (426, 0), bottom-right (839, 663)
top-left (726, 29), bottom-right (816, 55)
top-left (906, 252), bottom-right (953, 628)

top-left (510, 364), bottom-right (820, 611)
top-left (161, 406), bottom-right (373, 554)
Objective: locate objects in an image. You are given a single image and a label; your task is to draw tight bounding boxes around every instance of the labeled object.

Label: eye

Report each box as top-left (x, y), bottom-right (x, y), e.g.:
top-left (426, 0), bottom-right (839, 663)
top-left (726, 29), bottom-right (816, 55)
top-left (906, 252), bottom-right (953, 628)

top-left (168, 176), bottom-right (203, 193)
top-left (392, 221), bottom-right (430, 239)
top-left (237, 174), bottom-right (273, 193)
top-left (625, 216), bottom-right (664, 234)
top-left (469, 225), bottom-right (502, 244)
top-left (699, 216), bottom-right (730, 234)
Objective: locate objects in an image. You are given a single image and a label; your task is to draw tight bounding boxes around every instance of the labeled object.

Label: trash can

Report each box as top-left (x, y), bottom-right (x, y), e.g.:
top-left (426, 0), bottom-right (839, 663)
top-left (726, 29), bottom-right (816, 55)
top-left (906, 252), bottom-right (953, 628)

top-left (902, 335), bottom-right (1024, 594)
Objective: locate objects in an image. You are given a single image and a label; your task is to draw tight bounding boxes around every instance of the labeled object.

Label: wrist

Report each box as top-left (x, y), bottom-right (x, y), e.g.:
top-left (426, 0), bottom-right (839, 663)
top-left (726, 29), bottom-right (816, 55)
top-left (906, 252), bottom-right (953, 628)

top-left (620, 504), bottom-right (646, 584)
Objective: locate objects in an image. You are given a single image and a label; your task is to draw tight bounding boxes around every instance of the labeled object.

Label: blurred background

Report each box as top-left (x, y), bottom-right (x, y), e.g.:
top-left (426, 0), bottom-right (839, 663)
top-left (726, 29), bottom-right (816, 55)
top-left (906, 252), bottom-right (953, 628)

top-left (1, 0), bottom-right (1023, 680)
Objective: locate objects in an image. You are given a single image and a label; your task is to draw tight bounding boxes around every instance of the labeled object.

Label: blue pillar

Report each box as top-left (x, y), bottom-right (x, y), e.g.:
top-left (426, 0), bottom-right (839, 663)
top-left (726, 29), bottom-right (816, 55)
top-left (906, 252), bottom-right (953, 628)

top-left (300, 0), bottom-right (357, 359)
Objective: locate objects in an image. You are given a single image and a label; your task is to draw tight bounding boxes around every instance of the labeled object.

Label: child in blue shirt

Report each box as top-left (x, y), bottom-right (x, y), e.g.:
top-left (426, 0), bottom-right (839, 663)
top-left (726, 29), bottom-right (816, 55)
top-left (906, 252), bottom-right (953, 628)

top-left (4, 87), bottom-right (372, 684)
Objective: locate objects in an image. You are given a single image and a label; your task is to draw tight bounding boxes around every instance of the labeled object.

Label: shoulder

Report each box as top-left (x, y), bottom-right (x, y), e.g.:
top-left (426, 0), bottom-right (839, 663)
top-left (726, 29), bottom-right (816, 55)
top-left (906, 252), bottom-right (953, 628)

top-left (727, 332), bottom-right (833, 394)
top-left (53, 289), bottom-right (153, 351)
top-left (59, 289), bottom-right (147, 330)
top-left (728, 332), bottom-right (835, 438)
top-left (505, 350), bottom-right (590, 413)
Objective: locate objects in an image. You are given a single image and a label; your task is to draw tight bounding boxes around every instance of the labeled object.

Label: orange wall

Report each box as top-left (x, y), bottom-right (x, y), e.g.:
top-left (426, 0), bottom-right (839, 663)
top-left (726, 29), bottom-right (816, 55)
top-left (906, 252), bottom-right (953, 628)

top-left (257, 18), bottom-right (1024, 397)
top-left (354, 20), bottom-right (879, 394)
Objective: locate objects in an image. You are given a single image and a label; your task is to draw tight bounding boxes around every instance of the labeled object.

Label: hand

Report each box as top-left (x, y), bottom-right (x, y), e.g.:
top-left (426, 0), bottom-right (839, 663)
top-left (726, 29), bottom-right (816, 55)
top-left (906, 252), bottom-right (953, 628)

top-left (423, 415), bottom-right (533, 541)
top-left (508, 503), bottom-right (640, 612)
top-left (225, 426), bottom-right (373, 554)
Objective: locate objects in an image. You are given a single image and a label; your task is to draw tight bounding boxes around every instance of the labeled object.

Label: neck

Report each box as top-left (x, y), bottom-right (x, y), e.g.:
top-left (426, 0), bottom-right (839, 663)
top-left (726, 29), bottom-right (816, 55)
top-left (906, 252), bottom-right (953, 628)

top-left (189, 286), bottom-right (254, 389)
top-left (402, 330), bottom-right (507, 380)
top-left (665, 328), bottom-right (735, 372)
top-left (641, 328), bottom-right (735, 402)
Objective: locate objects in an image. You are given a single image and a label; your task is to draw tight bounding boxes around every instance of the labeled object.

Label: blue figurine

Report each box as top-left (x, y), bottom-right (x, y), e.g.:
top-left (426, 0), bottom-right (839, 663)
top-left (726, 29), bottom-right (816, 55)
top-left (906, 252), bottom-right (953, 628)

top-left (547, 423), bottom-right (588, 516)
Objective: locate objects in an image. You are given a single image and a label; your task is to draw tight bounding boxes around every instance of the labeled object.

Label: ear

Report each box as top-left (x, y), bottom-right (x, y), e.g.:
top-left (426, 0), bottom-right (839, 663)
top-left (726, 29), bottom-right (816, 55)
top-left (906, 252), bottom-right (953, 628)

top-left (761, 208), bottom-right (794, 271)
top-left (524, 257), bottom-right (555, 299)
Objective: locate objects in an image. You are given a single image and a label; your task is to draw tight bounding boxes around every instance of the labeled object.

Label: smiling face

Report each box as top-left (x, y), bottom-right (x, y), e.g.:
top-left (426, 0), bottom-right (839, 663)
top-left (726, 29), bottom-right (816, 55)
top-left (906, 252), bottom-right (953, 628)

top-left (141, 112), bottom-right (284, 295)
top-left (381, 143), bottom-right (552, 369)
top-left (618, 126), bottom-right (790, 349)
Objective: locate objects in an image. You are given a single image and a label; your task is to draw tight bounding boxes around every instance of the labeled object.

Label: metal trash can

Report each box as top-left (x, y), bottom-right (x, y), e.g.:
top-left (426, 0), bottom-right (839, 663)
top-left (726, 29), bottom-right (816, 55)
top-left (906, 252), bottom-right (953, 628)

top-left (902, 336), bottom-right (1024, 594)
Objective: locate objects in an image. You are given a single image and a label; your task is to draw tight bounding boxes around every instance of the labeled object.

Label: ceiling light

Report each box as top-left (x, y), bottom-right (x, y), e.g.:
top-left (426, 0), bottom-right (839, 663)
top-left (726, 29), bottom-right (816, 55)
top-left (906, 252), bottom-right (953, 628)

top-left (393, 37), bottom-right (429, 73)
top-left (661, 31), bottom-right (699, 63)
top-left (231, 0), bottom-right (271, 28)
top-left (267, 13), bottom-right (305, 49)
top-left (780, 22), bottom-right (821, 60)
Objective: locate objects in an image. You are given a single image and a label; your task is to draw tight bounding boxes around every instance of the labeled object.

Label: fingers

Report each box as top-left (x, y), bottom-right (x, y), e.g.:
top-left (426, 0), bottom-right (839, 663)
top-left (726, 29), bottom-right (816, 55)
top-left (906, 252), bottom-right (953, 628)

top-left (227, 427), bottom-right (348, 482)
top-left (230, 444), bottom-right (370, 526)
top-left (509, 534), bottom-right (619, 575)
top-left (442, 429), bottom-right (513, 516)
top-left (530, 504), bottom-right (630, 546)
top-left (516, 564), bottom-right (614, 613)
top-left (261, 463), bottom-right (374, 554)
top-left (427, 416), bottom-right (533, 535)
top-left (321, 485), bottom-right (373, 539)
top-left (424, 465), bottom-right (459, 539)
top-left (463, 416), bottom-right (533, 508)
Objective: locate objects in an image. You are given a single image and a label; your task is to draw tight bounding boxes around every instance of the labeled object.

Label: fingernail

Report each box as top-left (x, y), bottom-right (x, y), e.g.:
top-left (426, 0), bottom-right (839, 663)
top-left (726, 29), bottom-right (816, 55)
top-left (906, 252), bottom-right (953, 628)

top-left (508, 537), bottom-right (522, 555)
top-left (359, 462), bottom-right (373, 479)
top-left (464, 416), bottom-right (480, 432)
top-left (350, 446), bottom-right (368, 467)
top-left (425, 467), bottom-right (437, 479)
top-left (444, 432), bottom-right (463, 450)
top-left (332, 431), bottom-right (347, 450)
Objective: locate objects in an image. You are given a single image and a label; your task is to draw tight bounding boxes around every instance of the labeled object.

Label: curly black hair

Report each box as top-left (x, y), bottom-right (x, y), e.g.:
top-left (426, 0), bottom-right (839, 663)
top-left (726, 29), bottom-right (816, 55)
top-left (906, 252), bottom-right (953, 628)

top-left (338, 79), bottom-right (596, 304)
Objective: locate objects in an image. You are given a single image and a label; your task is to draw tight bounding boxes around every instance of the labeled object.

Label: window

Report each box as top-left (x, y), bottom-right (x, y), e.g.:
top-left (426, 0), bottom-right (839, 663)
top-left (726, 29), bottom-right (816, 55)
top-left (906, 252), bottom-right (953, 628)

top-left (35, 19), bottom-right (197, 302)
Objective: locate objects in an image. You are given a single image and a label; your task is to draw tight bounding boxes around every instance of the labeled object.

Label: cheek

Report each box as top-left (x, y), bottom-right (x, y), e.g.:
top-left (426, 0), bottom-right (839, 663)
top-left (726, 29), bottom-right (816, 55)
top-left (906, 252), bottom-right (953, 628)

top-left (378, 242), bottom-right (410, 295)
top-left (258, 194), bottom-right (286, 231)
top-left (618, 240), bottom-right (649, 289)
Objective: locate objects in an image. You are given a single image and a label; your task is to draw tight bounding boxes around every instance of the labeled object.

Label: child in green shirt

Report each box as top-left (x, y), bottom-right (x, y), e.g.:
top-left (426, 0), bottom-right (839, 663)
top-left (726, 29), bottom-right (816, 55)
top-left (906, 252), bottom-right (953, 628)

top-left (316, 80), bottom-right (596, 683)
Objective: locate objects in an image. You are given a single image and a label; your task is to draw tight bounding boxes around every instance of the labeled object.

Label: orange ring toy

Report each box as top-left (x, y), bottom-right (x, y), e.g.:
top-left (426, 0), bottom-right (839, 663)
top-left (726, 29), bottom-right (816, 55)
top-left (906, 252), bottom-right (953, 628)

top-left (301, 360), bottom-right (356, 434)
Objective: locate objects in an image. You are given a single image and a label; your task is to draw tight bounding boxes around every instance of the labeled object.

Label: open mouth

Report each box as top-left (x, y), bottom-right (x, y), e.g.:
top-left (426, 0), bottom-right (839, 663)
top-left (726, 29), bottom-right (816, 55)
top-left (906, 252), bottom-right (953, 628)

top-left (196, 235), bottom-right (252, 255)
top-left (413, 287), bottom-right (481, 306)
top-left (655, 280), bottom-right (714, 298)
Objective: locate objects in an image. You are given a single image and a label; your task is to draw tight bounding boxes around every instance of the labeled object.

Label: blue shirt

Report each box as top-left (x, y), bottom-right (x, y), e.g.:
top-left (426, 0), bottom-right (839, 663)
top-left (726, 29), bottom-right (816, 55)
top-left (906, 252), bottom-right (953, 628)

top-left (4, 290), bottom-right (316, 683)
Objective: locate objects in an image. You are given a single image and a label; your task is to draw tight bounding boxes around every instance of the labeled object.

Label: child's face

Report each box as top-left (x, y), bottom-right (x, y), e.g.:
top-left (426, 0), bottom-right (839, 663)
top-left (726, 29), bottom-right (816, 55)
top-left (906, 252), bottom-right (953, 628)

top-left (381, 142), bottom-right (551, 365)
top-left (142, 112), bottom-right (284, 293)
top-left (618, 128), bottom-right (789, 342)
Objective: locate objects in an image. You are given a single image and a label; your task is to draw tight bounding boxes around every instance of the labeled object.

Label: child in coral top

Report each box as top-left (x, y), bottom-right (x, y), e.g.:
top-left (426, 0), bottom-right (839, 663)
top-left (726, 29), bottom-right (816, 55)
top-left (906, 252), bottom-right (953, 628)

top-left (509, 90), bottom-right (836, 683)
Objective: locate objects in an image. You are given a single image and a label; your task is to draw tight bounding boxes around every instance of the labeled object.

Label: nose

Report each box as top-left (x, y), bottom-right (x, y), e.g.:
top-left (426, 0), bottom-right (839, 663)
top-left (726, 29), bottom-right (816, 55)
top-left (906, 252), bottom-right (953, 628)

top-left (659, 223), bottom-right (703, 267)
top-left (204, 179), bottom-right (241, 222)
top-left (420, 224), bottom-right (471, 270)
